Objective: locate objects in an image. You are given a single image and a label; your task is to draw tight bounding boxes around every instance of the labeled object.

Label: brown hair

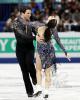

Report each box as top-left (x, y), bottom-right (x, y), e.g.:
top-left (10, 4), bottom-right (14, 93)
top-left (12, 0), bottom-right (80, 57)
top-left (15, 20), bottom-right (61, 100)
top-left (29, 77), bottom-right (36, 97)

top-left (44, 19), bottom-right (57, 42)
top-left (20, 6), bottom-right (31, 13)
top-left (44, 27), bottom-right (51, 42)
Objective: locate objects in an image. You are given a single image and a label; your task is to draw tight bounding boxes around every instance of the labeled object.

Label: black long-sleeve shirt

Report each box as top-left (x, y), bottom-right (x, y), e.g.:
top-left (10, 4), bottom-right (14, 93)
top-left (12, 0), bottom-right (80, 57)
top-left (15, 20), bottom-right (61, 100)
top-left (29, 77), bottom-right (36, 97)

top-left (12, 16), bottom-right (36, 50)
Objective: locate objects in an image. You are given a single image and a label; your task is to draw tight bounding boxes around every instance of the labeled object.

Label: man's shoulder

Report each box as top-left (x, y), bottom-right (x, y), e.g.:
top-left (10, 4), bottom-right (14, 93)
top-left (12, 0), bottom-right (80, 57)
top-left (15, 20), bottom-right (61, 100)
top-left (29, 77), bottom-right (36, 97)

top-left (12, 18), bottom-right (18, 25)
top-left (13, 16), bottom-right (22, 26)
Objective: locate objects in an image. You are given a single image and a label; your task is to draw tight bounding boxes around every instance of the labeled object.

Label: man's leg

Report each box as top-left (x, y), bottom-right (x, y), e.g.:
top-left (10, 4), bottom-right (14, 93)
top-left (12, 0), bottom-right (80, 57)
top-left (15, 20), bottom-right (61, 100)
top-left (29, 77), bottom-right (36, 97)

top-left (26, 50), bottom-right (37, 85)
top-left (16, 48), bottom-right (34, 97)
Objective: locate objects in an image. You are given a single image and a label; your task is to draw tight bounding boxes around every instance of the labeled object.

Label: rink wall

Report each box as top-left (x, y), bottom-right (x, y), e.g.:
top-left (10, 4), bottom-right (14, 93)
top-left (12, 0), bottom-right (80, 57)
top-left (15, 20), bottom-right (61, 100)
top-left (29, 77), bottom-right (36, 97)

top-left (0, 32), bottom-right (80, 63)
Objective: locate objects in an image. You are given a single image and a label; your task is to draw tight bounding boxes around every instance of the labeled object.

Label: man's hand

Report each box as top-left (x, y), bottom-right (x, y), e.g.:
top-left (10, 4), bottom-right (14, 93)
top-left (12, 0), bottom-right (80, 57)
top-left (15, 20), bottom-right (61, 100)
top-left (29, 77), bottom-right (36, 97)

top-left (36, 35), bottom-right (44, 42)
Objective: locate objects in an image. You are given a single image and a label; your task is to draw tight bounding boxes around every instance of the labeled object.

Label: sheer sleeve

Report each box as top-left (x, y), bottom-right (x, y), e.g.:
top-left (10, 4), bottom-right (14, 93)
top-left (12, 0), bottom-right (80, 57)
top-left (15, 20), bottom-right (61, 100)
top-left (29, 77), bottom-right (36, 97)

top-left (51, 28), bottom-right (67, 55)
top-left (29, 21), bottom-right (45, 31)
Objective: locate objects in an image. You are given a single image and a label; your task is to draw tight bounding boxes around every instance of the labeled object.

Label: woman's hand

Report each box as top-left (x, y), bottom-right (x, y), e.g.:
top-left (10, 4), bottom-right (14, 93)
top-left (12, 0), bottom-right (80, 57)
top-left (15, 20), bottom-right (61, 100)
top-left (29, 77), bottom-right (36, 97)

top-left (65, 53), bottom-right (71, 62)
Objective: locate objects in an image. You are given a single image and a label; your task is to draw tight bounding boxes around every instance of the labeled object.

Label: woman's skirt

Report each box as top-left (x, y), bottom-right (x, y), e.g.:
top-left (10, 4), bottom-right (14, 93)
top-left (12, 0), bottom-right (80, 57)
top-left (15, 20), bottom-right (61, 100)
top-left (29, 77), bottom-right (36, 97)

top-left (37, 41), bottom-right (56, 69)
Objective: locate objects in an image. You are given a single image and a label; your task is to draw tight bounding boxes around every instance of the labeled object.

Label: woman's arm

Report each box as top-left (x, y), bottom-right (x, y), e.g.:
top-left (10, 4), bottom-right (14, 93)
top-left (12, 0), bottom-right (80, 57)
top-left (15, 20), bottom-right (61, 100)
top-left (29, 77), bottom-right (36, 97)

top-left (51, 28), bottom-right (71, 61)
top-left (51, 28), bottom-right (67, 55)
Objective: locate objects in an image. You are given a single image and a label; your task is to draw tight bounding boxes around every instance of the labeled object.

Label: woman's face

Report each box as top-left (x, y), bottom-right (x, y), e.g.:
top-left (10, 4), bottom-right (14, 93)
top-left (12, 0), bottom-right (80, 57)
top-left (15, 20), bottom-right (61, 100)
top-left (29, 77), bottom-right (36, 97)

top-left (24, 9), bottom-right (31, 21)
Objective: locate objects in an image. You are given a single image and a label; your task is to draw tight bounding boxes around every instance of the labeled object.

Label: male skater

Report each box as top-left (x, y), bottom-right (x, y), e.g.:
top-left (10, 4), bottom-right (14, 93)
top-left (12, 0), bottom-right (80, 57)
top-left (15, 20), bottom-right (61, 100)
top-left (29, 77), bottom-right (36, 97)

top-left (12, 6), bottom-right (37, 97)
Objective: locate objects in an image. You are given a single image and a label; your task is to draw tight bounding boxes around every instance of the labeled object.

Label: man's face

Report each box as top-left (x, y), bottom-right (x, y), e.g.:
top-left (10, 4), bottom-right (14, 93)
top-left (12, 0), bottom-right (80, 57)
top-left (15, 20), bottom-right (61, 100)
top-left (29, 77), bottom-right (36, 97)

top-left (24, 9), bottom-right (31, 21)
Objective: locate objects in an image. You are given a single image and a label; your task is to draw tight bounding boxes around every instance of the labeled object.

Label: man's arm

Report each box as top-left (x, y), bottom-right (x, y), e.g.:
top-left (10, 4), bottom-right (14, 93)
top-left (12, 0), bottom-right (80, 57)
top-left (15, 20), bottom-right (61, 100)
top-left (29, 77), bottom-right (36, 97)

top-left (12, 20), bottom-right (27, 38)
top-left (29, 21), bottom-right (45, 32)
top-left (12, 20), bottom-right (35, 40)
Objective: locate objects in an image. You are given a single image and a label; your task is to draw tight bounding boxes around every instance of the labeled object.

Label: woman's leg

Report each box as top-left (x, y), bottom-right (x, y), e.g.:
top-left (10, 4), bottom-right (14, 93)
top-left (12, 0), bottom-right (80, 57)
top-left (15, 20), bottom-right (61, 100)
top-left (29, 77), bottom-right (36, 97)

top-left (36, 52), bottom-right (42, 85)
top-left (45, 67), bottom-right (51, 89)
top-left (43, 67), bottom-right (51, 98)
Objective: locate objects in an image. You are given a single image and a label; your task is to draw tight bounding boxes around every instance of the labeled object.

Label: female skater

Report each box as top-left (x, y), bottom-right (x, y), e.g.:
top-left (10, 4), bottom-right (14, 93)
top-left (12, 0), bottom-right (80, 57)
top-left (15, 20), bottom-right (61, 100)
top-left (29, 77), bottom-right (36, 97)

top-left (30, 18), bottom-right (70, 98)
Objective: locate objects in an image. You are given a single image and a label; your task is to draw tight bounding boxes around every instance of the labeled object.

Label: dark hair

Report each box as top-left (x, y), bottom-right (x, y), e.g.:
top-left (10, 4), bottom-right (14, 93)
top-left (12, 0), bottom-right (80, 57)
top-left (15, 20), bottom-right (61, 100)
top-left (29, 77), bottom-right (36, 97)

top-left (44, 27), bottom-right (51, 42)
top-left (20, 6), bottom-right (31, 13)
top-left (47, 19), bottom-right (57, 28)
top-left (44, 19), bottom-right (57, 42)
top-left (10, 12), bottom-right (16, 18)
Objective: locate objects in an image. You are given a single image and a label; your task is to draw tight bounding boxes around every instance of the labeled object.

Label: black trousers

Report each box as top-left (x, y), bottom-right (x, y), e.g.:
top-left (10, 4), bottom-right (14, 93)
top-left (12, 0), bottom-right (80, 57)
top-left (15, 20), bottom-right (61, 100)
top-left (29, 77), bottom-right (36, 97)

top-left (16, 43), bottom-right (36, 95)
